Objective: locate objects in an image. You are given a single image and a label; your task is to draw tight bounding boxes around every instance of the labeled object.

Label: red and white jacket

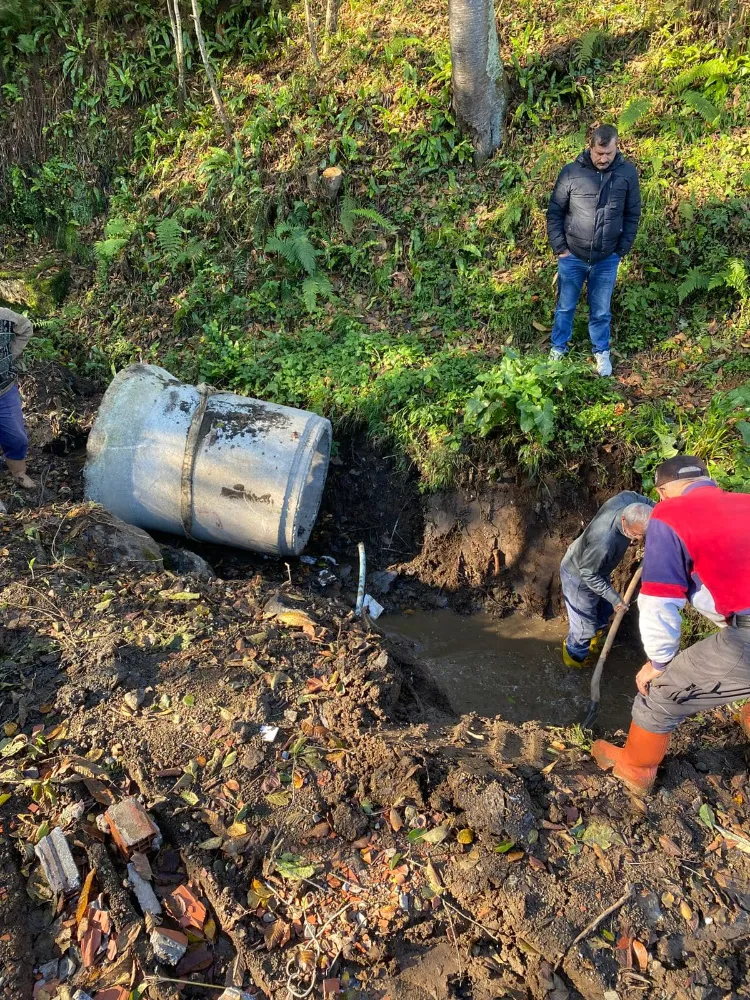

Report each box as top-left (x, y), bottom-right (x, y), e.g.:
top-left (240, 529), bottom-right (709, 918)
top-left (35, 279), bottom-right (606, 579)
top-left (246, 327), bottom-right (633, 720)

top-left (638, 482), bottom-right (750, 670)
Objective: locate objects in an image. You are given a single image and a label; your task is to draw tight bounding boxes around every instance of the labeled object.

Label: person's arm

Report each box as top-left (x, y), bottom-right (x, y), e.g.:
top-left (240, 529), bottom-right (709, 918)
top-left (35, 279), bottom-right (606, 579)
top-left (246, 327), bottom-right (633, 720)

top-left (546, 167), bottom-right (572, 256)
top-left (637, 517), bottom-right (691, 671)
top-left (9, 312), bottom-right (33, 360)
top-left (616, 168), bottom-right (642, 257)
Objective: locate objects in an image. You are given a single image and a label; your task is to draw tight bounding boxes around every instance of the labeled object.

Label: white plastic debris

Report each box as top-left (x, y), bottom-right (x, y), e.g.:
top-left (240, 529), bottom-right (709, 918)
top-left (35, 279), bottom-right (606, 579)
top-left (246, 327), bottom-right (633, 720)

top-left (127, 862), bottom-right (162, 916)
top-left (35, 827), bottom-right (81, 894)
top-left (362, 594), bottom-right (384, 619)
top-left (260, 725), bottom-right (279, 743)
top-left (300, 555), bottom-right (317, 565)
top-left (218, 989), bottom-right (255, 1000)
top-left (72, 991), bottom-right (94, 1000)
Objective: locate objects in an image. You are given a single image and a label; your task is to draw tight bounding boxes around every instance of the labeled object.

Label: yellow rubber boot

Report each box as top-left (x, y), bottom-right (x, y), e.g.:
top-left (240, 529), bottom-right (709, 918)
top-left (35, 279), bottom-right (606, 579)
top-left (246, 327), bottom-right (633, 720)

top-left (561, 640), bottom-right (587, 669)
top-left (588, 628), bottom-right (607, 658)
top-left (592, 722), bottom-right (670, 797)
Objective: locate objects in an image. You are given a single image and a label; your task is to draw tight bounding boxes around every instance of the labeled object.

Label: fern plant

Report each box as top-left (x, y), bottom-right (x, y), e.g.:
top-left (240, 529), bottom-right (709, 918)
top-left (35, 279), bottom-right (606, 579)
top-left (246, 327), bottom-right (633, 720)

top-left (618, 97), bottom-right (652, 133)
top-left (572, 29), bottom-right (604, 68)
top-left (265, 221), bottom-right (318, 276)
top-left (682, 89), bottom-right (721, 124)
top-left (155, 217), bottom-right (184, 258)
top-left (93, 216), bottom-right (135, 281)
top-left (302, 274), bottom-right (332, 312)
top-left (340, 195), bottom-right (396, 238)
top-left (678, 258), bottom-right (749, 304)
top-left (674, 56), bottom-right (744, 94)
top-left (264, 220), bottom-right (332, 312)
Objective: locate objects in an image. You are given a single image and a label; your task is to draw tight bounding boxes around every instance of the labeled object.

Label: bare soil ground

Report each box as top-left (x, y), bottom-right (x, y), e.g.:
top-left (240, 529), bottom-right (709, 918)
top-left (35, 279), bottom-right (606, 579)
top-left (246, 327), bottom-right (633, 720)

top-left (2, 364), bottom-right (750, 1000)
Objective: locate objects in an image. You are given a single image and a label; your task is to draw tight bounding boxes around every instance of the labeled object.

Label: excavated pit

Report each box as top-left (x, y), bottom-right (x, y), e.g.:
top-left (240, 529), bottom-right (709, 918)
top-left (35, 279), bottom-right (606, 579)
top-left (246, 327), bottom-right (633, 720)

top-left (383, 608), bottom-right (641, 731)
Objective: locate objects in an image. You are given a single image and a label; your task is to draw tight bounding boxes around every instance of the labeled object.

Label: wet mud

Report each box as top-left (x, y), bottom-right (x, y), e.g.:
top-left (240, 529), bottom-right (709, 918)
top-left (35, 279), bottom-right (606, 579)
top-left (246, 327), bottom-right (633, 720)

top-left (383, 609), bottom-right (641, 731)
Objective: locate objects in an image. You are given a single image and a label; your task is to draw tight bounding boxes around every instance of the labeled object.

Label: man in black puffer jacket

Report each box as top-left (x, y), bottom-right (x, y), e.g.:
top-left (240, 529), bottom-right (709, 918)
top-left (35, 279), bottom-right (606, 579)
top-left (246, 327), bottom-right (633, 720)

top-left (546, 124), bottom-right (641, 376)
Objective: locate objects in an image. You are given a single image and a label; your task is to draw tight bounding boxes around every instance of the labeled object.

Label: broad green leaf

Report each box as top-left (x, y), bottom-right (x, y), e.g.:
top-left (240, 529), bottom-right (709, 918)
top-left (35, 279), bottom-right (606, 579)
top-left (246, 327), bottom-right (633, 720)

top-left (699, 802), bottom-right (716, 830)
top-left (275, 853), bottom-right (316, 881)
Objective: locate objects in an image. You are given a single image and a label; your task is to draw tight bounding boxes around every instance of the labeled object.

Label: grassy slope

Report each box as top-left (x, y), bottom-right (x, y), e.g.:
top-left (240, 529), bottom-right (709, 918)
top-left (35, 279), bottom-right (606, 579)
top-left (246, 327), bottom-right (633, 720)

top-left (5, 0), bottom-right (750, 489)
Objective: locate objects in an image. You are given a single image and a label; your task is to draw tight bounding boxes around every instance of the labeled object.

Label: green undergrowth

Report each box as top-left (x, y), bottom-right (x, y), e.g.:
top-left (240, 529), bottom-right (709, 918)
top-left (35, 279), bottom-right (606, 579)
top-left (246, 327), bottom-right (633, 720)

top-left (2, 0), bottom-right (749, 490)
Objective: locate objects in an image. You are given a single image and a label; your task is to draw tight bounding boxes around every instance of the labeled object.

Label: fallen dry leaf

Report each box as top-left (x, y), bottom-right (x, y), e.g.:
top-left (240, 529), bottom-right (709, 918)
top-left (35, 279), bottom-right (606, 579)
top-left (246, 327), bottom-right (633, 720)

top-left (632, 939), bottom-right (648, 972)
top-left (264, 919), bottom-right (291, 951)
top-left (76, 869), bottom-right (96, 925)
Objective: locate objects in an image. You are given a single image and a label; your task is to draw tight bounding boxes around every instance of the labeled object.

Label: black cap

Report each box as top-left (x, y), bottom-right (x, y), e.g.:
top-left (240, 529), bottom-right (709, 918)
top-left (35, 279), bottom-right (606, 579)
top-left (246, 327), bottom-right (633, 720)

top-left (654, 455), bottom-right (709, 487)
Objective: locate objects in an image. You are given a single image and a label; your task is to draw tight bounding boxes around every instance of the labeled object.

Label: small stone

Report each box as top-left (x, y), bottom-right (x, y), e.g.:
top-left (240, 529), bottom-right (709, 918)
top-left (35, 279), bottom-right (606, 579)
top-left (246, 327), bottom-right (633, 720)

top-left (150, 927), bottom-right (188, 965)
top-left (369, 570), bottom-right (398, 595)
top-left (38, 960), bottom-right (59, 981)
top-left (123, 691), bottom-right (142, 713)
top-left (59, 955), bottom-right (77, 981)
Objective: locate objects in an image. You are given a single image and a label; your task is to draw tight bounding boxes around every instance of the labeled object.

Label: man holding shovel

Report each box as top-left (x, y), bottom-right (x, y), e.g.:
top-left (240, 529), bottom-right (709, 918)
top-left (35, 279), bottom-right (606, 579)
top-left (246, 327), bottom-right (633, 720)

top-left (593, 456), bottom-right (750, 796)
top-left (560, 491), bottom-right (654, 668)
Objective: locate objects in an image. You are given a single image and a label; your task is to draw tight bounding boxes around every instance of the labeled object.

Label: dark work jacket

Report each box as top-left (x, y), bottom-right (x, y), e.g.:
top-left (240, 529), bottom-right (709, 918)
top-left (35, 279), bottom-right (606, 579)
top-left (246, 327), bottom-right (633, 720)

top-left (561, 491), bottom-right (654, 607)
top-left (546, 149), bottom-right (642, 264)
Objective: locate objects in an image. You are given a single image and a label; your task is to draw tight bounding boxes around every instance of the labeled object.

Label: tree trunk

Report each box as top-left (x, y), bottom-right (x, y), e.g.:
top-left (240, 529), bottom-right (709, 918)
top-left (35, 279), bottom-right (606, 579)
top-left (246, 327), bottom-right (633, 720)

top-left (323, 0), bottom-right (340, 52)
top-left (166, 0), bottom-right (187, 108)
top-left (189, 0), bottom-right (233, 139)
top-left (448, 0), bottom-right (507, 165)
top-left (304, 0), bottom-right (321, 69)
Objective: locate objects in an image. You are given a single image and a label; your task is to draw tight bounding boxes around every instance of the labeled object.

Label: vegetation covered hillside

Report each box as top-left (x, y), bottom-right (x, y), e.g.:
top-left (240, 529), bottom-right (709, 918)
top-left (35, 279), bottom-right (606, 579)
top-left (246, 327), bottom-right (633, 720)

top-left (1, 0), bottom-right (749, 490)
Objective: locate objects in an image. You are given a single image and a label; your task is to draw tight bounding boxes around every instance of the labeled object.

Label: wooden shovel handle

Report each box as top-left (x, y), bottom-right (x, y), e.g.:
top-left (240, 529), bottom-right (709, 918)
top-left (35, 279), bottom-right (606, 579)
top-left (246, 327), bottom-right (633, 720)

top-left (589, 564), bottom-right (643, 706)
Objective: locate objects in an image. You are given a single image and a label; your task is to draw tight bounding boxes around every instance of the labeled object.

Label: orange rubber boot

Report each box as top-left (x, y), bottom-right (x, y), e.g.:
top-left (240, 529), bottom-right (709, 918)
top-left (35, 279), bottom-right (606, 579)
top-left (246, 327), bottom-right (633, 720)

top-left (592, 722), bottom-right (670, 797)
top-left (738, 703), bottom-right (750, 739)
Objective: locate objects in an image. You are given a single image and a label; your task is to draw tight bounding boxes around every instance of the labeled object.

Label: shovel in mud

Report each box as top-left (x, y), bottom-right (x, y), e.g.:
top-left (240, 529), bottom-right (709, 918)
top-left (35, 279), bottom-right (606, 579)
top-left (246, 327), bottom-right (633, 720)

top-left (582, 564), bottom-right (643, 730)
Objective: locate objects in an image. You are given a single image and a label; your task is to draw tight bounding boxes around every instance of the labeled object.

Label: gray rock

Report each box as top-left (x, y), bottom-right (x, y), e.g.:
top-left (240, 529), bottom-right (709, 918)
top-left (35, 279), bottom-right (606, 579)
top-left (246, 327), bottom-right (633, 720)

top-left (161, 546), bottom-right (216, 579)
top-left (81, 513), bottom-right (163, 569)
top-left (38, 960), bottom-right (59, 981)
top-left (370, 569), bottom-right (398, 595)
top-left (59, 955), bottom-right (77, 980)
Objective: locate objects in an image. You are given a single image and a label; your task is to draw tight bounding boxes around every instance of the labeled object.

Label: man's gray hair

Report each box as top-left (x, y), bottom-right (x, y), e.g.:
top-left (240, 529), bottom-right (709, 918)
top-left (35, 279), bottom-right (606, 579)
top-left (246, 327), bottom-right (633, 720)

top-left (591, 123), bottom-right (618, 147)
top-left (622, 503), bottom-right (653, 530)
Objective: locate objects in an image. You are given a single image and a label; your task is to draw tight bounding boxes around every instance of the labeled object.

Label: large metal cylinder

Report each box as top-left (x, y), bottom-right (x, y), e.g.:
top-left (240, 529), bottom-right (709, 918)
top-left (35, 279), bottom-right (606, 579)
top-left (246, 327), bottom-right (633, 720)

top-left (84, 363), bottom-right (332, 556)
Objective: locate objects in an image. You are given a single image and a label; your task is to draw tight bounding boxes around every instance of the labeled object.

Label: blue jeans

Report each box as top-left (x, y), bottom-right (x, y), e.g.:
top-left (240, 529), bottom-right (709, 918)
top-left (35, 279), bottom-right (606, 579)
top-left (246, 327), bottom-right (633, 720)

top-left (551, 252), bottom-right (620, 354)
top-left (0, 383), bottom-right (28, 461)
top-left (560, 565), bottom-right (613, 661)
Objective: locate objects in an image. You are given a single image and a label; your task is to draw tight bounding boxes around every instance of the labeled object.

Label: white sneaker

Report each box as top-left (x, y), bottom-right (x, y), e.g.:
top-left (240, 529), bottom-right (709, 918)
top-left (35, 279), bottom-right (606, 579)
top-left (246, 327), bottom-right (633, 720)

top-left (549, 348), bottom-right (565, 361)
top-left (595, 351), bottom-right (612, 376)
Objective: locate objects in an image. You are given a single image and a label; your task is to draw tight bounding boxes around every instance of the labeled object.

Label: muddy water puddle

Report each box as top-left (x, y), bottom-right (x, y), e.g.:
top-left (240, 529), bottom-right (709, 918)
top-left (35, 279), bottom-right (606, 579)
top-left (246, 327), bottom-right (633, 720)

top-left (384, 610), bottom-right (642, 731)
